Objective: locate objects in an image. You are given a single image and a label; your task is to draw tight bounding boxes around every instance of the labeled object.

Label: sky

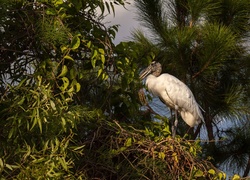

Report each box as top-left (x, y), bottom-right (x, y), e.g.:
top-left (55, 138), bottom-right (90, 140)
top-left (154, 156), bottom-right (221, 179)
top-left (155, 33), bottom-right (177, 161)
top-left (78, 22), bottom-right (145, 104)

top-left (104, 1), bottom-right (140, 44)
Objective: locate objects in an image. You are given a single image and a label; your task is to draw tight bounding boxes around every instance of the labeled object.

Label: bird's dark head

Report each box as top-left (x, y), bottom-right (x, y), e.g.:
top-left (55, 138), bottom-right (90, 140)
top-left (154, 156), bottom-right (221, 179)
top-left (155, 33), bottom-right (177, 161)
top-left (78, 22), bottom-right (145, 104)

top-left (139, 61), bottom-right (162, 80)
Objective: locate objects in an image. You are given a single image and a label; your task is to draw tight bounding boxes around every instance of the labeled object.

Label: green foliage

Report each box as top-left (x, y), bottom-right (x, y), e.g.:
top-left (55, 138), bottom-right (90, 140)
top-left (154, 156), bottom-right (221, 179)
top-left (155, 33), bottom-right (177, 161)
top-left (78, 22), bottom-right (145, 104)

top-left (0, 69), bottom-right (97, 178)
top-left (79, 120), bottom-right (226, 179)
top-left (0, 0), bottom-right (128, 178)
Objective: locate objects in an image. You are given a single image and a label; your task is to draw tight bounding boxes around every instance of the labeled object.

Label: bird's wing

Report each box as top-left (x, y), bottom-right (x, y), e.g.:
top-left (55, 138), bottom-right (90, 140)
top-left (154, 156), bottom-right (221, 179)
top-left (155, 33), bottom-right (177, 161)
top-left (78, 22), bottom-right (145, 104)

top-left (158, 74), bottom-right (199, 115)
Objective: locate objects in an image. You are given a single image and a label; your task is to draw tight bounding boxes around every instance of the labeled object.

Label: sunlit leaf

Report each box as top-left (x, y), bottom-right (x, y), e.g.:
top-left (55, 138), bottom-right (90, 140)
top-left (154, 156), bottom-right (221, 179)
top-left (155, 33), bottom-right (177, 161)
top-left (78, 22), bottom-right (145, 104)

top-left (158, 152), bottom-right (165, 160)
top-left (125, 138), bottom-right (132, 147)
top-left (61, 77), bottom-right (70, 91)
top-left (58, 157), bottom-right (68, 171)
top-left (60, 45), bottom-right (68, 53)
top-left (71, 36), bottom-right (80, 50)
top-left (50, 100), bottom-right (56, 110)
top-left (58, 65), bottom-right (68, 77)
top-left (208, 169), bottom-right (215, 175)
top-left (67, 86), bottom-right (74, 93)
top-left (87, 41), bottom-right (92, 48)
top-left (194, 170), bottom-right (203, 177)
top-left (75, 83), bottom-right (81, 92)
top-left (64, 55), bottom-right (74, 61)
top-left (232, 174), bottom-right (241, 180)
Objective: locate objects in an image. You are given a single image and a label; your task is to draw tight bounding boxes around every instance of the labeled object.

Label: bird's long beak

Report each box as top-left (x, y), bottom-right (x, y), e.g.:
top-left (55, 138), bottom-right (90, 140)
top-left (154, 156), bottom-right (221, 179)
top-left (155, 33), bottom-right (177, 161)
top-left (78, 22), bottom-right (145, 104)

top-left (139, 66), bottom-right (152, 80)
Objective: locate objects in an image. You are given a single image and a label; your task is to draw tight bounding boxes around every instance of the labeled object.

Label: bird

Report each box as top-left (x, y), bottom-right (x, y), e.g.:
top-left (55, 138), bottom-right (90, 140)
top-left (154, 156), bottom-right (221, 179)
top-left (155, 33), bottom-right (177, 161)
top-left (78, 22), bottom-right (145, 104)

top-left (139, 61), bottom-right (204, 137)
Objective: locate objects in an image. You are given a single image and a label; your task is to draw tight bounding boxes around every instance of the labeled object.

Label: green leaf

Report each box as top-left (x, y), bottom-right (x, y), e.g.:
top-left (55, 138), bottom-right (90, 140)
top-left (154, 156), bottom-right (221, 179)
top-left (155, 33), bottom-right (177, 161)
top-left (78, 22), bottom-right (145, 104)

top-left (208, 169), bottom-right (215, 175)
top-left (58, 65), bottom-right (68, 77)
top-left (218, 172), bottom-right (226, 180)
top-left (73, 145), bottom-right (85, 151)
top-left (17, 97), bottom-right (25, 105)
top-left (5, 164), bottom-right (13, 170)
top-left (37, 111), bottom-right (42, 133)
top-left (55, 0), bottom-right (63, 6)
top-left (232, 174), bottom-right (241, 180)
top-left (67, 86), bottom-right (74, 93)
top-left (61, 117), bottom-right (66, 126)
top-left (125, 138), bottom-right (132, 147)
top-left (71, 36), bottom-right (80, 50)
top-left (46, 8), bottom-right (57, 15)
top-left (194, 170), bottom-right (204, 177)
top-left (60, 45), bottom-right (68, 53)
top-left (32, 157), bottom-right (46, 164)
top-left (100, 54), bottom-right (105, 64)
top-left (69, 68), bottom-right (76, 79)
top-left (91, 50), bottom-right (98, 68)
top-left (87, 41), bottom-right (92, 48)
top-left (58, 157), bottom-right (68, 171)
top-left (97, 68), bottom-right (102, 77)
top-left (0, 158), bottom-right (4, 170)
top-left (50, 100), bottom-right (56, 110)
top-left (75, 83), bottom-right (81, 92)
top-left (64, 55), bottom-right (74, 61)
top-left (101, 72), bottom-right (108, 80)
top-left (98, 48), bottom-right (105, 55)
top-left (8, 127), bottom-right (15, 139)
top-left (158, 152), bottom-right (165, 160)
top-left (61, 77), bottom-right (69, 91)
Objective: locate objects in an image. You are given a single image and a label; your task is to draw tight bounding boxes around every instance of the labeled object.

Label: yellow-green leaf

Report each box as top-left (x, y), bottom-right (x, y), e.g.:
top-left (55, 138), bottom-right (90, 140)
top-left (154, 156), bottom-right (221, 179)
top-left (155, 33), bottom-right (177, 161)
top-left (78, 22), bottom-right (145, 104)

top-left (5, 164), bottom-right (13, 170)
top-left (218, 172), bottom-right (226, 180)
top-left (58, 157), bottom-right (68, 171)
top-left (17, 97), bottom-right (25, 105)
top-left (0, 158), bottom-right (3, 169)
top-left (71, 36), bottom-right (80, 50)
top-left (61, 77), bottom-right (69, 91)
top-left (73, 145), bottom-right (85, 151)
top-left (75, 83), bottom-right (81, 92)
top-left (232, 174), bottom-right (241, 180)
top-left (50, 100), bottom-right (56, 110)
top-left (98, 48), bottom-right (105, 55)
top-left (87, 41), bottom-right (92, 48)
top-left (97, 68), bottom-right (102, 77)
top-left (100, 54), bottom-right (105, 64)
top-left (208, 169), bottom-right (215, 175)
top-left (58, 65), bottom-right (68, 77)
top-left (67, 86), bottom-right (74, 93)
top-left (158, 152), bottom-right (165, 160)
top-left (61, 117), bottom-right (66, 127)
top-left (60, 45), bottom-right (68, 53)
top-left (194, 170), bottom-right (203, 177)
top-left (125, 138), bottom-right (132, 147)
top-left (64, 55), bottom-right (74, 61)
top-left (102, 72), bottom-right (108, 80)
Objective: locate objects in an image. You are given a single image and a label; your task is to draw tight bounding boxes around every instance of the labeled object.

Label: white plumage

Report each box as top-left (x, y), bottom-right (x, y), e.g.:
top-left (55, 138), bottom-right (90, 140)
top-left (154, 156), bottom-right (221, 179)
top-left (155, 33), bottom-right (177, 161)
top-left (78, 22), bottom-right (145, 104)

top-left (140, 61), bottom-right (204, 137)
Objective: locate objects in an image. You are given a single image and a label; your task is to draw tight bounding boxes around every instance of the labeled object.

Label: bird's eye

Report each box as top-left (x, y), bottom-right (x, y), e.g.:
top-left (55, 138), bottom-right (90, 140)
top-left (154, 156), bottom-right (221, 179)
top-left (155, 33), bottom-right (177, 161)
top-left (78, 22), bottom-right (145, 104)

top-left (151, 61), bottom-right (156, 65)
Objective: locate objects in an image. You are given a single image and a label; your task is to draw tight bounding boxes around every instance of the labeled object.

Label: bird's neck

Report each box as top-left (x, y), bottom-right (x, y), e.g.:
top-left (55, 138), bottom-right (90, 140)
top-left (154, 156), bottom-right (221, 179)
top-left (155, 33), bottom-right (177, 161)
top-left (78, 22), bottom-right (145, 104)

top-left (145, 75), bottom-right (157, 92)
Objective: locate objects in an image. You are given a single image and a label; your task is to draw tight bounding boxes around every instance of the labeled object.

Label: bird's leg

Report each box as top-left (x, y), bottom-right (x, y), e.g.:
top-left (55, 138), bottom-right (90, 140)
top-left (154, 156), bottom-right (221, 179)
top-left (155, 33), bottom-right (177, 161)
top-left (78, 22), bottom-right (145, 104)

top-left (172, 107), bottom-right (178, 138)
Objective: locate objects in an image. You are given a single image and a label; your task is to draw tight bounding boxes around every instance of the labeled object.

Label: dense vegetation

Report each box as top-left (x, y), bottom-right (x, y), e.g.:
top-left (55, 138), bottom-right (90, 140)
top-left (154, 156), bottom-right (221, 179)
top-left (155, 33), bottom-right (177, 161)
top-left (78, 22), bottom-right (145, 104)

top-left (0, 0), bottom-right (249, 179)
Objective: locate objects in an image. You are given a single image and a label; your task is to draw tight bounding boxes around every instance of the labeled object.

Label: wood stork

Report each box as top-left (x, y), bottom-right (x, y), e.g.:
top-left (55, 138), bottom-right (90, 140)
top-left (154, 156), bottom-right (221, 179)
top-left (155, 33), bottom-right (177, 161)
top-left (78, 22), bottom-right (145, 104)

top-left (139, 61), bottom-right (204, 137)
